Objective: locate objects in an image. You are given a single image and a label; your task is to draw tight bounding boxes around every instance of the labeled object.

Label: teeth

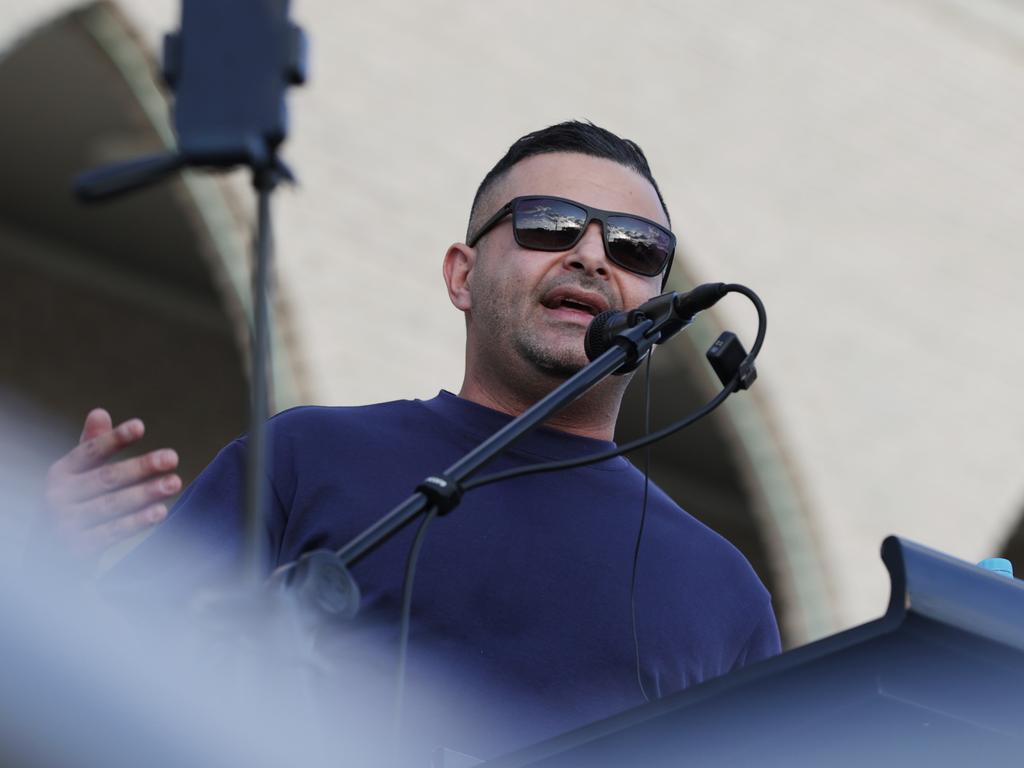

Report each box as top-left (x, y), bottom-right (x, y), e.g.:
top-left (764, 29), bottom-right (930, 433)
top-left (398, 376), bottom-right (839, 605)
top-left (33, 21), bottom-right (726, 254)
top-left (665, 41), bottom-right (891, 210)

top-left (561, 298), bottom-right (593, 313)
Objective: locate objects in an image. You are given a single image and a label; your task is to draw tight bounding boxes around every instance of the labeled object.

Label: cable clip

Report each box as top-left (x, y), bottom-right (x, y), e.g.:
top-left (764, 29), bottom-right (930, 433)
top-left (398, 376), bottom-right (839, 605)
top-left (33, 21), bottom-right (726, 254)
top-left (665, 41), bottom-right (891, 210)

top-left (415, 474), bottom-right (464, 515)
top-left (706, 331), bottom-right (758, 390)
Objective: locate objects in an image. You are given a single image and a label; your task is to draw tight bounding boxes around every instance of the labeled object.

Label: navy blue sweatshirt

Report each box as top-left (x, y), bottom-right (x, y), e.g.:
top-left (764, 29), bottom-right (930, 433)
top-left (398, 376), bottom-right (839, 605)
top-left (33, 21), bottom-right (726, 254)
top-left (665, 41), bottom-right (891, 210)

top-left (114, 391), bottom-right (779, 757)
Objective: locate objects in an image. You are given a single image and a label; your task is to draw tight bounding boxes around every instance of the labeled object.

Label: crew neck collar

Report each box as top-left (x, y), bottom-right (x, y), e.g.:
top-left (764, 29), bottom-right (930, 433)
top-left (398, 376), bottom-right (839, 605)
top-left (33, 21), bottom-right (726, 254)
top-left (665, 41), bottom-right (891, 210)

top-left (419, 390), bottom-right (628, 470)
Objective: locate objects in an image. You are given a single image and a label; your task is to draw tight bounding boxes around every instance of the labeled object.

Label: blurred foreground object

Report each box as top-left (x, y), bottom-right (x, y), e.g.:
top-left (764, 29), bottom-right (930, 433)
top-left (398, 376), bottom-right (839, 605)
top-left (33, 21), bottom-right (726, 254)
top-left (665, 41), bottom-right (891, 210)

top-left (1, 555), bottom-right (385, 768)
top-left (8, 535), bottom-right (1020, 767)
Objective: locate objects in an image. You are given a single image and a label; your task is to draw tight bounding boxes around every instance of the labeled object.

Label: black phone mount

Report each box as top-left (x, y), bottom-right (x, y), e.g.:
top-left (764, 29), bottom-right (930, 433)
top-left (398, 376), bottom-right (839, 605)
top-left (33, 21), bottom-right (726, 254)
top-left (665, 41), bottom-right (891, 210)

top-left (76, 0), bottom-right (306, 200)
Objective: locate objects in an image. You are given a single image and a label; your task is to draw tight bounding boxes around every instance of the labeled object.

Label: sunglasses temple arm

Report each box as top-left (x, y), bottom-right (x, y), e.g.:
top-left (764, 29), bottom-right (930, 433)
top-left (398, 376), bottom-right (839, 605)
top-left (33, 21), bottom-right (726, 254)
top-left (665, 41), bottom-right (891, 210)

top-left (466, 202), bottom-right (513, 246)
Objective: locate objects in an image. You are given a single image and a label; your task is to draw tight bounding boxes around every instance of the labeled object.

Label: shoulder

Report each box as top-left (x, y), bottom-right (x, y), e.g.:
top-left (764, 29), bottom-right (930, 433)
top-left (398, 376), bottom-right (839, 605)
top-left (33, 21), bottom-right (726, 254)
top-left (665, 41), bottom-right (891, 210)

top-left (266, 398), bottom-right (432, 446)
top-left (651, 485), bottom-right (771, 604)
top-left (270, 398), bottom-right (423, 429)
top-left (640, 483), bottom-right (779, 655)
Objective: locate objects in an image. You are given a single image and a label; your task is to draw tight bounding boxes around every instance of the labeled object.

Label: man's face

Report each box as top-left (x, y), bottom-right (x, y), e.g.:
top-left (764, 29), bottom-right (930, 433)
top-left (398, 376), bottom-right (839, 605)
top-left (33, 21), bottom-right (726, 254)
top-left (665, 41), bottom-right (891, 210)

top-left (463, 152), bottom-right (668, 379)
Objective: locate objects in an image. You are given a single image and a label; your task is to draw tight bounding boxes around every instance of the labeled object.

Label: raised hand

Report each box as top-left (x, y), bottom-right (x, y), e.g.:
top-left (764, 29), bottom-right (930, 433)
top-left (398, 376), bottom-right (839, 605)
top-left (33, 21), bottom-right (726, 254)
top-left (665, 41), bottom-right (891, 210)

top-left (43, 408), bottom-right (181, 560)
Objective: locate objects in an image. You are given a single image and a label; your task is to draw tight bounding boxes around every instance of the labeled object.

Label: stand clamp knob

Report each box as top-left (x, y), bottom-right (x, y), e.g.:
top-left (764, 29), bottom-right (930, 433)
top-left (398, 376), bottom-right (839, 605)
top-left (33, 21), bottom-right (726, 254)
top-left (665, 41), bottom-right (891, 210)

top-left (415, 475), bottom-right (464, 515)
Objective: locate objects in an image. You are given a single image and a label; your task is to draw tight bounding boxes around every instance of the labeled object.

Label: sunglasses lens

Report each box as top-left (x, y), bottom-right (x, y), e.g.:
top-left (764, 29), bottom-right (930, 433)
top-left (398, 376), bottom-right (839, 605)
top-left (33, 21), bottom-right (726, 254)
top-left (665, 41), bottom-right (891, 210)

top-left (606, 216), bottom-right (674, 276)
top-left (514, 199), bottom-right (587, 250)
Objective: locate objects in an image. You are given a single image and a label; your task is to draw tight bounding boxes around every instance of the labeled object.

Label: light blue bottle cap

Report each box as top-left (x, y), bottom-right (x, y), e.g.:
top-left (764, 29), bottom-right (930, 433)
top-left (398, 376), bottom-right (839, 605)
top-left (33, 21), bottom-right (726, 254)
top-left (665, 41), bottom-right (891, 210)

top-left (978, 558), bottom-right (1014, 578)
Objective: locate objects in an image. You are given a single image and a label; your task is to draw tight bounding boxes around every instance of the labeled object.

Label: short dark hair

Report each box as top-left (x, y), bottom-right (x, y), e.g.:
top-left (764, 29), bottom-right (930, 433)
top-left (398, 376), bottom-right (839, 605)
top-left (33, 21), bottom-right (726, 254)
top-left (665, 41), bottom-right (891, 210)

top-left (467, 120), bottom-right (671, 240)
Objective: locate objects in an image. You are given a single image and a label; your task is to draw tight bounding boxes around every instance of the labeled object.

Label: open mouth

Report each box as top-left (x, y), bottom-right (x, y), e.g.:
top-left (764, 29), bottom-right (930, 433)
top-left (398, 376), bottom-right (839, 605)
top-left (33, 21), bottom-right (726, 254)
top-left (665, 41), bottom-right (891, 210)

top-left (551, 297), bottom-right (599, 316)
top-left (540, 289), bottom-right (608, 319)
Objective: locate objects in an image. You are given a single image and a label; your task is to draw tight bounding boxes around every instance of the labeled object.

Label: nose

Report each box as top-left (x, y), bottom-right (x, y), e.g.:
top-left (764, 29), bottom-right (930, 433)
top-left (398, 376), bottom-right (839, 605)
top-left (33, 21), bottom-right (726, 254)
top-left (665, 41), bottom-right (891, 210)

top-left (563, 221), bottom-right (609, 279)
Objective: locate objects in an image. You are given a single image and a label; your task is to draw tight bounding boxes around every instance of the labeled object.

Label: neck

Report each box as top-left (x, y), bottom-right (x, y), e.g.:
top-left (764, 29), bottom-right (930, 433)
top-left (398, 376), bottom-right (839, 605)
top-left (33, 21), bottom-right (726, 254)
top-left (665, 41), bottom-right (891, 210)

top-left (457, 367), bottom-right (625, 441)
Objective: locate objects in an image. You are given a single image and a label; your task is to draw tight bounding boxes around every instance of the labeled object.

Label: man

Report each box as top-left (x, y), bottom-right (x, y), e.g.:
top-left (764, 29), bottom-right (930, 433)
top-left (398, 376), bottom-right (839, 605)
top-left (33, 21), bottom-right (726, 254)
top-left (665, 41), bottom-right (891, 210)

top-left (44, 121), bottom-right (779, 756)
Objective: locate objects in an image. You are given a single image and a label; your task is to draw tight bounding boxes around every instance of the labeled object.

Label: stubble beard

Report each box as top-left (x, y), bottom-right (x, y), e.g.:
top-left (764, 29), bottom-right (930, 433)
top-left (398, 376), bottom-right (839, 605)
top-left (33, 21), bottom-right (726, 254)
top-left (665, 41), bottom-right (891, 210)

top-left (468, 276), bottom-right (631, 422)
top-left (509, 314), bottom-right (633, 424)
top-left (472, 279), bottom-right (589, 386)
top-left (512, 329), bottom-right (586, 379)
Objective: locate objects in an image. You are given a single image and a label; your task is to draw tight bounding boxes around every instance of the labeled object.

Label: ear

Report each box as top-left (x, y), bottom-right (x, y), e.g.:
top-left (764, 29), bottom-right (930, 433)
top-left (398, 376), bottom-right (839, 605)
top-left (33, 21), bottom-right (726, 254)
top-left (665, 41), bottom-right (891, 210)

top-left (443, 242), bottom-right (476, 312)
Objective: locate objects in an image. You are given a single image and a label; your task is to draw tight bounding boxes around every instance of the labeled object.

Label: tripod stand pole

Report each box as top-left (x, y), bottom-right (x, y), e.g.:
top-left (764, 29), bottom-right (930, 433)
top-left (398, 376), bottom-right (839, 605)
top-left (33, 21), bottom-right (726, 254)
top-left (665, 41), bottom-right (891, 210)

top-left (241, 165), bottom-right (279, 585)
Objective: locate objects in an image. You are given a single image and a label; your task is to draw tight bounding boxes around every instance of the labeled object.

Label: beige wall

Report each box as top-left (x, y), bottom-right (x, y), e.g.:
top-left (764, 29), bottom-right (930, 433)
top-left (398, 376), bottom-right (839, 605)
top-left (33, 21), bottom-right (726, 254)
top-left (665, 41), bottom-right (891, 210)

top-left (3, 0), bottom-right (1023, 634)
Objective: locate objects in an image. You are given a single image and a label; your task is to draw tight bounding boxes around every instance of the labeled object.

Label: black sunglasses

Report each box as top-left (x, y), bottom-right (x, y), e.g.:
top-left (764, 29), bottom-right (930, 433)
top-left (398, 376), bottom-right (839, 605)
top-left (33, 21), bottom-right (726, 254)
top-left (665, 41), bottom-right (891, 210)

top-left (467, 195), bottom-right (675, 281)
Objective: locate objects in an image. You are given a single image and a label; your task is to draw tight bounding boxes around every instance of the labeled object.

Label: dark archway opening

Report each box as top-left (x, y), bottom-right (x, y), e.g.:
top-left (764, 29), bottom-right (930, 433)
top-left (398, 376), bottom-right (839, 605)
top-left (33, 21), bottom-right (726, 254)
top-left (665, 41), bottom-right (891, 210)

top-left (997, 500), bottom-right (1024, 578)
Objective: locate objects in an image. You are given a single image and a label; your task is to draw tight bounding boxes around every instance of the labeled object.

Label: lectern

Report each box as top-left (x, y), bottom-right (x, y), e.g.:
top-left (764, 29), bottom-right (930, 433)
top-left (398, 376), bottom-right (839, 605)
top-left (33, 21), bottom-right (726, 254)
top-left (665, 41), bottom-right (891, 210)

top-left (483, 537), bottom-right (1024, 767)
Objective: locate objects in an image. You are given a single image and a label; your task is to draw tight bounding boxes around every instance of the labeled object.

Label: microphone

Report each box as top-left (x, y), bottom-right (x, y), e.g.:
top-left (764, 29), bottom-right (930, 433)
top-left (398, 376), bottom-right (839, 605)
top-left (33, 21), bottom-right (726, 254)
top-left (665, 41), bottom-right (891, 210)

top-left (584, 283), bottom-right (728, 362)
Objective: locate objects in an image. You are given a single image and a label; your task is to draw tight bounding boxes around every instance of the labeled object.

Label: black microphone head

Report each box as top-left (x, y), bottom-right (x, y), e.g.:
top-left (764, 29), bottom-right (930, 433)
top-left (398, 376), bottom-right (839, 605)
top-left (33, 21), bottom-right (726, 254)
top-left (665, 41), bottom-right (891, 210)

top-left (585, 310), bottom-right (619, 361)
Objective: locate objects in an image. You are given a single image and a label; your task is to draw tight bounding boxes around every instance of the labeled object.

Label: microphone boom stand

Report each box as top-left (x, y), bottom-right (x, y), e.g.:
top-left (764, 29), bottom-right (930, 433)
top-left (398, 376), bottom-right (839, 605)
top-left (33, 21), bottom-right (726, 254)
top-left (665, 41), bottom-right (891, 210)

top-left (271, 305), bottom-right (691, 618)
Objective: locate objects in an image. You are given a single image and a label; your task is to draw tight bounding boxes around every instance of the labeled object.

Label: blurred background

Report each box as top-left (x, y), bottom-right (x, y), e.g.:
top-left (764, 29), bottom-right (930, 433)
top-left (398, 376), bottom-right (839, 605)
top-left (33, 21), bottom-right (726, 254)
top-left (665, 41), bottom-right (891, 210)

top-left (0, 0), bottom-right (1021, 650)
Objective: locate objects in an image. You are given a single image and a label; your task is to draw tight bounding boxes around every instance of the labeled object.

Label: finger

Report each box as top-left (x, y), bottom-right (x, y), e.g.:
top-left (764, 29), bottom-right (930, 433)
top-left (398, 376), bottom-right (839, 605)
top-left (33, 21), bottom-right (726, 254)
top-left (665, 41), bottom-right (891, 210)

top-left (62, 472), bottom-right (181, 529)
top-left (59, 418), bottom-right (146, 475)
top-left (51, 448), bottom-right (180, 505)
top-left (77, 503), bottom-right (169, 557)
top-left (79, 408), bottom-right (113, 444)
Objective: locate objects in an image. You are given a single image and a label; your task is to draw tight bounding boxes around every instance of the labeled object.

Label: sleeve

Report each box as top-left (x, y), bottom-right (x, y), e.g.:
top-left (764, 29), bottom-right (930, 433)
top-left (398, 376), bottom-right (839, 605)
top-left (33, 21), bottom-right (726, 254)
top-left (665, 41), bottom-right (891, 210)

top-left (102, 436), bottom-right (287, 605)
top-left (731, 602), bottom-right (782, 671)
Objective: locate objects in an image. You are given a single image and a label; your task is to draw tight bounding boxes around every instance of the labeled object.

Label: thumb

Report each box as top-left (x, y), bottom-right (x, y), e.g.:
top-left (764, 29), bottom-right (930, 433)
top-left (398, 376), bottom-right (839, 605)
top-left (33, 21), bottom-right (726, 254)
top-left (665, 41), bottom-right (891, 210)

top-left (80, 408), bottom-right (113, 444)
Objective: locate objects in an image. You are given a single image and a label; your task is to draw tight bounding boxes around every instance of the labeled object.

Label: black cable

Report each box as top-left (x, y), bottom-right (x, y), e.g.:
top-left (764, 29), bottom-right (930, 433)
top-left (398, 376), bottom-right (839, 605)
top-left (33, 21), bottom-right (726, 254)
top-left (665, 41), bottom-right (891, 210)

top-left (392, 506), bottom-right (439, 740)
top-left (631, 351), bottom-right (654, 703)
top-left (723, 283), bottom-right (767, 358)
top-left (462, 380), bottom-right (736, 491)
